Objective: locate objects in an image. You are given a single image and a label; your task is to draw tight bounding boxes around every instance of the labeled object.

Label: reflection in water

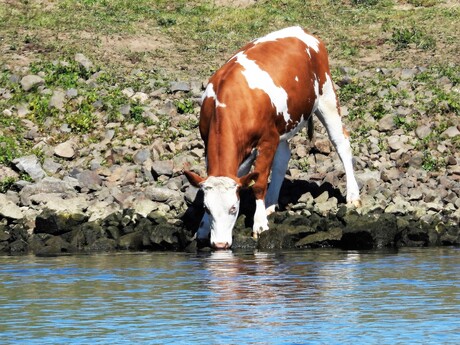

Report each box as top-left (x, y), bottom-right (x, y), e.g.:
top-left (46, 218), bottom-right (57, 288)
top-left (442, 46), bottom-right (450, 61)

top-left (0, 248), bottom-right (459, 344)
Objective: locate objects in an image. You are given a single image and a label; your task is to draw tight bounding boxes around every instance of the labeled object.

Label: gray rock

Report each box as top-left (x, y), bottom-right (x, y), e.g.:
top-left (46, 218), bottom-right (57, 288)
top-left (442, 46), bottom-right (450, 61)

top-left (20, 177), bottom-right (77, 206)
top-left (132, 92), bottom-right (149, 104)
top-left (145, 186), bottom-right (182, 203)
top-left (20, 75), bottom-right (45, 91)
top-left (0, 165), bottom-right (19, 180)
top-left (49, 90), bottom-right (66, 111)
top-left (66, 88), bottom-right (78, 98)
top-left (74, 53), bottom-right (93, 71)
top-left (408, 152), bottom-right (424, 168)
top-left (170, 81), bottom-right (190, 92)
top-left (381, 168), bottom-right (402, 182)
top-left (377, 114), bottom-right (395, 132)
top-left (29, 194), bottom-right (88, 214)
top-left (54, 140), bottom-right (75, 159)
top-left (0, 194), bottom-right (23, 220)
top-left (441, 126), bottom-right (460, 138)
top-left (13, 155), bottom-right (46, 181)
top-left (42, 158), bottom-right (62, 174)
top-left (77, 170), bottom-right (103, 190)
top-left (151, 159), bottom-right (174, 177)
top-left (415, 125), bottom-right (432, 139)
top-left (87, 201), bottom-right (120, 222)
top-left (134, 199), bottom-right (158, 217)
top-left (120, 104), bottom-right (130, 115)
top-left (133, 149), bottom-right (151, 165)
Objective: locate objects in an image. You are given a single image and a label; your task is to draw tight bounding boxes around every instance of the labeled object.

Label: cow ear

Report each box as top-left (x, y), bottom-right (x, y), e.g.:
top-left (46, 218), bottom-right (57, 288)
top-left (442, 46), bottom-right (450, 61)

top-left (239, 172), bottom-right (259, 188)
top-left (184, 170), bottom-right (205, 187)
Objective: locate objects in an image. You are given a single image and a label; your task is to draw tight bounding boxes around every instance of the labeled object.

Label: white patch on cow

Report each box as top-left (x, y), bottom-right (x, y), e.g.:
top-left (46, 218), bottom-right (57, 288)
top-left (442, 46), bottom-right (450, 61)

top-left (201, 176), bottom-right (240, 247)
top-left (253, 199), bottom-right (269, 236)
top-left (253, 26), bottom-right (320, 53)
top-left (295, 76), bottom-right (299, 82)
top-left (202, 83), bottom-right (227, 108)
top-left (235, 52), bottom-right (291, 123)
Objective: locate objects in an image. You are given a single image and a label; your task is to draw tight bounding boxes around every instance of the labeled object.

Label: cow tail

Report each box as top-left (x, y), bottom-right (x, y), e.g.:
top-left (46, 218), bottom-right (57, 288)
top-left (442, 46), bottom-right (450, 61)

top-left (307, 115), bottom-right (314, 141)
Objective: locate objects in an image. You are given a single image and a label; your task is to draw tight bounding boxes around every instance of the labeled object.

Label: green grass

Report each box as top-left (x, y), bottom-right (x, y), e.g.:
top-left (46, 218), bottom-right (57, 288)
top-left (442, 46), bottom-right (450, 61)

top-left (0, 0), bottom-right (459, 172)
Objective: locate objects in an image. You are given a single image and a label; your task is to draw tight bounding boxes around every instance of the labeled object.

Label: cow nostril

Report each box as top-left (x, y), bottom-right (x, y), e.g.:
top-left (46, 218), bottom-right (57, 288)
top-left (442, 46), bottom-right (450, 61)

top-left (212, 242), bottom-right (230, 250)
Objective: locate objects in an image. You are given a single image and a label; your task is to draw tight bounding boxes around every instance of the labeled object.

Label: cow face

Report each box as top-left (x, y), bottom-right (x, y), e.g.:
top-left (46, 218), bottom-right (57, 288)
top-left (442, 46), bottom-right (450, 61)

top-left (185, 171), bottom-right (258, 249)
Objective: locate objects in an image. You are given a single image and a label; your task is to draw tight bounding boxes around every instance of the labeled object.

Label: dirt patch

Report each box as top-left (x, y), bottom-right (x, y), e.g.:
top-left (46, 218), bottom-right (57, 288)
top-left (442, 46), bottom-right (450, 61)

top-left (213, 0), bottom-right (257, 7)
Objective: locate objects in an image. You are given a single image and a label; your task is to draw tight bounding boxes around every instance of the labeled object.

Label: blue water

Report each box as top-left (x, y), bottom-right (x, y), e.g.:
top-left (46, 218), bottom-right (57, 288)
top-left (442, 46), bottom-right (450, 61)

top-left (0, 247), bottom-right (459, 345)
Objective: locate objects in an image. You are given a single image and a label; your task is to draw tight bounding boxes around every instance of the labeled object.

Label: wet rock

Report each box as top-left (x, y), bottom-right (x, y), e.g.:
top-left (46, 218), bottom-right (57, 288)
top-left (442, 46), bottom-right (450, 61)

top-left (20, 75), bottom-right (45, 91)
top-left (296, 227), bottom-right (342, 248)
top-left (118, 232), bottom-right (143, 250)
top-left (35, 209), bottom-right (87, 236)
top-left (340, 212), bottom-right (399, 249)
top-left (13, 155), bottom-right (46, 181)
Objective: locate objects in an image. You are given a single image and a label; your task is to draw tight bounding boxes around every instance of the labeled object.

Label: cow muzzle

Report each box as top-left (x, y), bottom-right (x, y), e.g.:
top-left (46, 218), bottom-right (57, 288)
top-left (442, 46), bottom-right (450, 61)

top-left (211, 242), bottom-right (231, 250)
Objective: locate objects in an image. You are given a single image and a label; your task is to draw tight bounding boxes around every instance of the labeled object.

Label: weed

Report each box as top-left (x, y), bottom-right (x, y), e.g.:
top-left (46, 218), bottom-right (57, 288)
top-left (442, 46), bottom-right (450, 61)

top-left (296, 158), bottom-right (310, 172)
top-left (391, 26), bottom-right (435, 50)
top-left (422, 150), bottom-right (443, 172)
top-left (0, 176), bottom-right (17, 193)
top-left (175, 98), bottom-right (195, 114)
top-left (0, 136), bottom-right (20, 165)
top-left (178, 117), bottom-right (199, 131)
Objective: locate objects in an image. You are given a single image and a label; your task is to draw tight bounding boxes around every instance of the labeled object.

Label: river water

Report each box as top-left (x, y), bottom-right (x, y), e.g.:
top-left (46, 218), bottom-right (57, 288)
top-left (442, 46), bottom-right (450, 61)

top-left (0, 247), bottom-right (459, 345)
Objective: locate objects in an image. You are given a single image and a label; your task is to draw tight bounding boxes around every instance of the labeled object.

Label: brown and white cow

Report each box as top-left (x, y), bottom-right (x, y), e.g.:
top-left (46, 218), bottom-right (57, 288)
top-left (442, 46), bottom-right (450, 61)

top-left (185, 26), bottom-right (361, 249)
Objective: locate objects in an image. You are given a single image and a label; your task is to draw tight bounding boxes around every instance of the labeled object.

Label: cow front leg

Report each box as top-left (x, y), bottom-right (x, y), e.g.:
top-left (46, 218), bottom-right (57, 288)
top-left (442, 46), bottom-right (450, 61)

top-left (252, 199), bottom-right (268, 239)
top-left (251, 135), bottom-right (279, 238)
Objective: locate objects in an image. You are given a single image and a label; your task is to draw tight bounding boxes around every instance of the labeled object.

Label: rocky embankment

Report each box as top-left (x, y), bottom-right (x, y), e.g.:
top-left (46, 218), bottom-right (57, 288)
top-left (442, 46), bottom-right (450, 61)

top-left (0, 55), bottom-right (459, 254)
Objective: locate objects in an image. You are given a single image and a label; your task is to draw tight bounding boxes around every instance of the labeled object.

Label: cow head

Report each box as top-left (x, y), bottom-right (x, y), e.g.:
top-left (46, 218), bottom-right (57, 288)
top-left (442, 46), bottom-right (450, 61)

top-left (185, 171), bottom-right (258, 249)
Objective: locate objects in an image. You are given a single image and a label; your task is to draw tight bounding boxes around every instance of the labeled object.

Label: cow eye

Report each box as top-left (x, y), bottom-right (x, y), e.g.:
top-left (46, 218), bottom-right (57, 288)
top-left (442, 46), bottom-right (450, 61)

top-left (229, 205), bottom-right (237, 215)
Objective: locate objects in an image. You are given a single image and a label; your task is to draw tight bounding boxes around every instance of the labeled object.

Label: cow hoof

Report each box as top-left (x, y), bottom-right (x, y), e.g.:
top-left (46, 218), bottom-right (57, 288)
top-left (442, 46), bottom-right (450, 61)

top-left (266, 204), bottom-right (277, 216)
top-left (347, 199), bottom-right (362, 208)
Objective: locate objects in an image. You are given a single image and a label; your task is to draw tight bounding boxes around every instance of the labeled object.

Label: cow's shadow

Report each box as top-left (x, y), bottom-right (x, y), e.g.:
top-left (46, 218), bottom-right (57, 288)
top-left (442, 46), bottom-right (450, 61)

top-left (182, 178), bottom-right (346, 232)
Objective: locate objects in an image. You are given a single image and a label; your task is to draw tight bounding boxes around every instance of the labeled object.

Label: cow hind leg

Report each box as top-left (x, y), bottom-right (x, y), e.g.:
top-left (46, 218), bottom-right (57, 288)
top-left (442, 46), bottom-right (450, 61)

top-left (196, 213), bottom-right (211, 241)
top-left (265, 140), bottom-right (291, 215)
top-left (315, 82), bottom-right (361, 207)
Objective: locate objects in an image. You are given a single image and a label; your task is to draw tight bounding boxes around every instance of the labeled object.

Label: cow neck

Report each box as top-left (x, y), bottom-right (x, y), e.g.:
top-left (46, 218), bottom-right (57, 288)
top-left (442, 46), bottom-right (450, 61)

top-left (206, 116), bottom-right (242, 179)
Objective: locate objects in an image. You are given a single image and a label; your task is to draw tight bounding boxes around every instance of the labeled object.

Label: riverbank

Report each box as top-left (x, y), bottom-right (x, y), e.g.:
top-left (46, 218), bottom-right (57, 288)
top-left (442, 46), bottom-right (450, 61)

top-left (0, 1), bottom-right (459, 254)
top-left (1, 60), bottom-right (459, 254)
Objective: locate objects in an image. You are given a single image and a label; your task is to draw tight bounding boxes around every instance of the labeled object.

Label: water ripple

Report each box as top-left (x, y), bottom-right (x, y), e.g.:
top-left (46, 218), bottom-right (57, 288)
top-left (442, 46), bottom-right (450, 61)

top-left (0, 248), bottom-right (459, 344)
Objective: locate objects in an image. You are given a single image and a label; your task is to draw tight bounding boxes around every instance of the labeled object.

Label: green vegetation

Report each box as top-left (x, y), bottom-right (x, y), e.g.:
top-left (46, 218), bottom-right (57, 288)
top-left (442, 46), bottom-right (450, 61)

top-left (0, 0), bottom-right (458, 174)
